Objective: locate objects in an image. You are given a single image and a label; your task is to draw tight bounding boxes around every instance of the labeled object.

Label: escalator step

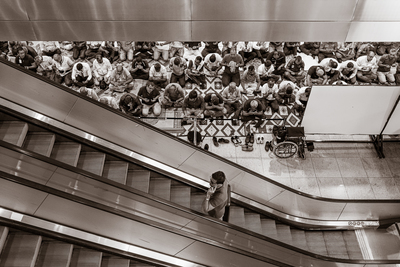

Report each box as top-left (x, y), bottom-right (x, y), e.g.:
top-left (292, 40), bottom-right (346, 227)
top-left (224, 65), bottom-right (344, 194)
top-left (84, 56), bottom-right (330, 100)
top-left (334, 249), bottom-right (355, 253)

top-left (77, 152), bottom-right (106, 176)
top-left (290, 229), bottom-right (308, 249)
top-left (102, 161), bottom-right (129, 185)
top-left (149, 178), bottom-right (171, 201)
top-left (190, 192), bottom-right (205, 213)
top-left (0, 226), bottom-right (9, 253)
top-left (323, 231), bottom-right (349, 259)
top-left (50, 142), bottom-right (81, 167)
top-left (343, 231), bottom-right (364, 259)
top-left (23, 132), bottom-right (55, 157)
top-left (0, 121), bottom-right (28, 147)
top-left (70, 247), bottom-right (102, 267)
top-left (305, 231), bottom-right (328, 256)
top-left (101, 257), bottom-right (130, 267)
top-left (276, 224), bottom-right (292, 245)
top-left (170, 185), bottom-right (191, 208)
top-left (35, 241), bottom-right (73, 267)
top-left (0, 232), bottom-right (42, 267)
top-left (244, 213), bottom-right (262, 234)
top-left (260, 219), bottom-right (278, 239)
top-left (129, 260), bottom-right (156, 266)
top-left (228, 206), bottom-right (246, 228)
top-left (126, 170), bottom-right (151, 193)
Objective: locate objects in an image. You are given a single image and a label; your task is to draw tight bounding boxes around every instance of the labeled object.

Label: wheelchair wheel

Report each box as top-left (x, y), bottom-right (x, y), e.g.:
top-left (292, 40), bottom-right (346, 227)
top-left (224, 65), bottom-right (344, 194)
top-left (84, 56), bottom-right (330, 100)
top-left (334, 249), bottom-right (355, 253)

top-left (273, 141), bottom-right (298, 158)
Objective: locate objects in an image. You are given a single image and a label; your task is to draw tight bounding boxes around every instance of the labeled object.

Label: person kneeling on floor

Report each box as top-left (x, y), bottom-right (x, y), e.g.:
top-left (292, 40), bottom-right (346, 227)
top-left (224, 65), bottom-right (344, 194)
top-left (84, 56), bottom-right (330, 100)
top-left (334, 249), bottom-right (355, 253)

top-left (240, 99), bottom-right (266, 129)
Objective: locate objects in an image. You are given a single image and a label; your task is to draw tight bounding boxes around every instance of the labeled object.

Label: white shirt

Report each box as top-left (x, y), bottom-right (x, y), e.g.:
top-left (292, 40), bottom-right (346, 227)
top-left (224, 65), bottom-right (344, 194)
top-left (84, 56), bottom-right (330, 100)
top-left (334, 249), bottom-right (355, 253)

top-left (356, 55), bottom-right (377, 71)
top-left (204, 53), bottom-right (222, 69)
top-left (72, 62), bottom-right (92, 80)
top-left (236, 42), bottom-right (260, 52)
top-left (40, 41), bottom-right (60, 52)
top-left (93, 58), bottom-right (112, 77)
top-left (53, 56), bottom-right (74, 76)
top-left (38, 56), bottom-right (54, 71)
top-left (339, 60), bottom-right (358, 78)
top-left (261, 83), bottom-right (279, 99)
top-left (320, 58), bottom-right (340, 71)
top-left (149, 65), bottom-right (168, 80)
top-left (258, 64), bottom-right (275, 77)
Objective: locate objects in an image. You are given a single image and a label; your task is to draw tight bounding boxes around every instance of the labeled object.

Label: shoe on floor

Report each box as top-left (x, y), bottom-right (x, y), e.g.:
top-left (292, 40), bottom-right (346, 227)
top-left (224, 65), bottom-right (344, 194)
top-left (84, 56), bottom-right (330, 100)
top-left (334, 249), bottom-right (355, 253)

top-left (204, 144), bottom-right (209, 150)
top-left (231, 136), bottom-right (239, 147)
top-left (260, 136), bottom-right (264, 144)
top-left (265, 141), bottom-right (271, 152)
top-left (249, 133), bottom-right (254, 144)
top-left (213, 136), bottom-right (219, 147)
top-left (218, 138), bottom-right (230, 144)
top-left (245, 133), bottom-right (251, 144)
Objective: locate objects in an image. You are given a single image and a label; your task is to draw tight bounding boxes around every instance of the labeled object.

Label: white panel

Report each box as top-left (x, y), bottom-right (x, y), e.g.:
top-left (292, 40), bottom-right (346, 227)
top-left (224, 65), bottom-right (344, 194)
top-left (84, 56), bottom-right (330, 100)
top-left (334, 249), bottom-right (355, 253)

top-left (353, 0), bottom-right (400, 21)
top-left (346, 22), bottom-right (400, 42)
top-left (192, 0), bottom-right (357, 21)
top-left (302, 86), bottom-right (400, 135)
top-left (192, 21), bottom-right (351, 42)
top-left (383, 98), bottom-right (400, 135)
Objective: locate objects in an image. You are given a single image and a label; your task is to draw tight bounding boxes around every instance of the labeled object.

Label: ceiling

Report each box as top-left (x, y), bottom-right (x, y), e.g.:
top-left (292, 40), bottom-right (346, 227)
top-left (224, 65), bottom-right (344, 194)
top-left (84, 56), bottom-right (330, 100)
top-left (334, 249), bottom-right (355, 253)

top-left (1, 0), bottom-right (400, 41)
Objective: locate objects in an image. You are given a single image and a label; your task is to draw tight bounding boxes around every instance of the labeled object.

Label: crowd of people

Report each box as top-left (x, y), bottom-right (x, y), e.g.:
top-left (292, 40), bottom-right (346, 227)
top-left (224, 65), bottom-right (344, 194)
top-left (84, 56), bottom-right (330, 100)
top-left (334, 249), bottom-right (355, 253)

top-left (1, 41), bottom-right (399, 128)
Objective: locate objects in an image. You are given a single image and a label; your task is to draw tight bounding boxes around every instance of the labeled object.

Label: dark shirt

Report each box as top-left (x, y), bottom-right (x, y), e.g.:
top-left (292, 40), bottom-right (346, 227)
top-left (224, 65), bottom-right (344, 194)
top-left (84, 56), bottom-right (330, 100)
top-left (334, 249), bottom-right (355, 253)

top-left (204, 93), bottom-right (224, 106)
top-left (243, 99), bottom-right (265, 114)
top-left (138, 86), bottom-right (160, 105)
top-left (221, 54), bottom-right (244, 74)
top-left (267, 52), bottom-right (286, 68)
top-left (119, 93), bottom-right (142, 113)
top-left (15, 54), bottom-right (36, 71)
top-left (308, 65), bottom-right (325, 79)
top-left (131, 59), bottom-right (149, 75)
top-left (378, 54), bottom-right (397, 72)
top-left (287, 59), bottom-right (305, 73)
top-left (183, 95), bottom-right (205, 110)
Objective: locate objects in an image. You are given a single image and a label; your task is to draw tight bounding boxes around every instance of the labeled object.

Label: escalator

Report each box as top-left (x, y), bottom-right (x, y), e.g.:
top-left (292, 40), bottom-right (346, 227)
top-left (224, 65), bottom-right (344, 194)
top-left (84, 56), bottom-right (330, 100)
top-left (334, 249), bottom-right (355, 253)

top-left (0, 226), bottom-right (161, 267)
top-left (1, 107), bottom-right (400, 266)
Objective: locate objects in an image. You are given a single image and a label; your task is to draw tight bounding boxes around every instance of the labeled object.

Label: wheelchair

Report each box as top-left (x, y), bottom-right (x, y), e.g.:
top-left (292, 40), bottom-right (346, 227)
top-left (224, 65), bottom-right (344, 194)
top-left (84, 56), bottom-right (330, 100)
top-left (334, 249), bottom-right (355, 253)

top-left (272, 126), bottom-right (306, 159)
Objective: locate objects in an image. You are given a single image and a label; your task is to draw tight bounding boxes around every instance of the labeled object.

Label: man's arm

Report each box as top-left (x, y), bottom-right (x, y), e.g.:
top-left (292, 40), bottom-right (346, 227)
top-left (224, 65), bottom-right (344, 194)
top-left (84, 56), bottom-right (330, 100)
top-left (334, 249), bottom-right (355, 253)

top-left (201, 187), bottom-right (216, 213)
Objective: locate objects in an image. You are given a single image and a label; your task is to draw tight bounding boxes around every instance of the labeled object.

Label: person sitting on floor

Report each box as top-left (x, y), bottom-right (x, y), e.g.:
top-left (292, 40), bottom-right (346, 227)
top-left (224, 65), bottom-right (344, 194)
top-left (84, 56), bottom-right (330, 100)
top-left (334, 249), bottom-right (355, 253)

top-left (203, 92), bottom-right (227, 119)
top-left (34, 55), bottom-right (54, 79)
top-left (293, 87), bottom-right (312, 116)
top-left (236, 41), bottom-right (262, 64)
top-left (109, 64), bottom-right (133, 93)
top-left (283, 42), bottom-right (300, 57)
top-left (78, 87), bottom-right (99, 101)
top-left (149, 63), bottom-right (168, 90)
top-left (201, 41), bottom-right (221, 57)
top-left (15, 47), bottom-right (37, 72)
top-left (221, 82), bottom-right (242, 123)
top-left (240, 99), bottom-right (266, 129)
top-left (133, 42), bottom-right (153, 60)
top-left (137, 81), bottom-right (161, 117)
top-left (257, 77), bottom-right (279, 113)
top-left (72, 41), bottom-right (87, 60)
top-left (258, 60), bottom-right (279, 85)
top-left (130, 56), bottom-right (150, 80)
top-left (161, 83), bottom-right (186, 108)
top-left (182, 90), bottom-right (205, 121)
top-left (336, 42), bottom-right (356, 63)
top-left (221, 46), bottom-right (244, 87)
top-left (299, 42), bottom-right (320, 59)
top-left (284, 56), bottom-right (306, 87)
top-left (39, 41), bottom-right (61, 57)
top-left (306, 65), bottom-right (326, 86)
top-left (99, 94), bottom-right (119, 109)
top-left (92, 53), bottom-right (113, 89)
top-left (317, 42), bottom-right (338, 63)
top-left (266, 50), bottom-right (286, 79)
top-left (356, 50), bottom-right (378, 84)
top-left (52, 53), bottom-right (74, 85)
top-left (276, 81), bottom-right (297, 105)
top-left (240, 65), bottom-right (261, 96)
top-left (203, 53), bottom-right (224, 78)
top-left (339, 60), bottom-right (358, 84)
top-left (71, 62), bottom-right (94, 88)
top-left (186, 56), bottom-right (206, 89)
top-left (169, 56), bottom-right (187, 87)
top-left (377, 49), bottom-right (397, 85)
top-left (119, 93), bottom-right (142, 116)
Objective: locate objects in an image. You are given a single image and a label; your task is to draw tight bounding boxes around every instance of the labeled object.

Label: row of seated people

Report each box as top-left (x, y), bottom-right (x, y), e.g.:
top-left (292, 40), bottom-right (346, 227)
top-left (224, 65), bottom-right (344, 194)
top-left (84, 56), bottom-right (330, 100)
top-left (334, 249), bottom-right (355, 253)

top-left (72, 79), bottom-right (311, 130)
top-left (3, 41), bottom-right (400, 91)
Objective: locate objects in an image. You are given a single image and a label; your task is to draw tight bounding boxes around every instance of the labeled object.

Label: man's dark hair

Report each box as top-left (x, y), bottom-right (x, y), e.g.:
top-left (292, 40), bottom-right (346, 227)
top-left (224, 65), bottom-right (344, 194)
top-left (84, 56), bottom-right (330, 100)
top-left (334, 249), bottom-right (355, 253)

top-left (17, 47), bottom-right (25, 53)
top-left (212, 171), bottom-right (226, 184)
top-left (331, 61), bottom-right (338, 69)
top-left (195, 56), bottom-right (202, 62)
top-left (347, 62), bottom-right (354, 68)
top-left (174, 57), bottom-right (181, 65)
top-left (210, 54), bottom-right (216, 62)
top-left (248, 65), bottom-right (255, 71)
top-left (154, 63), bottom-right (161, 71)
top-left (189, 90), bottom-right (197, 99)
top-left (76, 63), bottom-right (83, 70)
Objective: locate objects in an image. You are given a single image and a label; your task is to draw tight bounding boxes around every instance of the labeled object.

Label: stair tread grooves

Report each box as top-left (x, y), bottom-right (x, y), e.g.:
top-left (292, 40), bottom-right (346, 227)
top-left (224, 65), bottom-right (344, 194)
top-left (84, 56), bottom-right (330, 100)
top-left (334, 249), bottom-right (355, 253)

top-left (323, 232), bottom-right (349, 258)
top-left (50, 142), bottom-right (81, 167)
top-left (260, 219), bottom-right (278, 238)
top-left (77, 152), bottom-right (106, 176)
top-left (0, 233), bottom-right (41, 266)
top-left (244, 213), bottom-right (262, 234)
top-left (0, 121), bottom-right (28, 146)
top-left (305, 232), bottom-right (328, 255)
top-left (126, 170), bottom-right (151, 193)
top-left (290, 229), bottom-right (308, 248)
top-left (190, 193), bottom-right (205, 213)
top-left (36, 241), bottom-right (73, 267)
top-left (23, 132), bottom-right (55, 157)
top-left (228, 206), bottom-right (245, 228)
top-left (170, 186), bottom-right (191, 208)
top-left (149, 178), bottom-right (171, 200)
top-left (103, 161), bottom-right (129, 184)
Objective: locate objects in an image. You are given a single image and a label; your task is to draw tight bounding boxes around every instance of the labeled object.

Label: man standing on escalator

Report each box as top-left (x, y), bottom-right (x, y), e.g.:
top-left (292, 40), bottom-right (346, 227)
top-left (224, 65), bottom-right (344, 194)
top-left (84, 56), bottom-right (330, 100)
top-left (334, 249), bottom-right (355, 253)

top-left (202, 171), bottom-right (229, 220)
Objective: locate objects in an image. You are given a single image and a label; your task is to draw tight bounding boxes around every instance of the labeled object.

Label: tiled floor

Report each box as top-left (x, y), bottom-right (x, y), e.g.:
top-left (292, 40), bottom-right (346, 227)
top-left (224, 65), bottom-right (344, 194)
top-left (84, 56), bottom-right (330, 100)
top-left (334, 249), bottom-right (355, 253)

top-left (201, 134), bottom-right (400, 199)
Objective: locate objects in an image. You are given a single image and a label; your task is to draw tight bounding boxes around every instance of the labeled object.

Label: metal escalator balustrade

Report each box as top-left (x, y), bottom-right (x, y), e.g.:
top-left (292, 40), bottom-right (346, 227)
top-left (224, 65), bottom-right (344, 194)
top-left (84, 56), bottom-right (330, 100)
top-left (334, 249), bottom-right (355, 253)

top-left (1, 110), bottom-right (400, 264)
